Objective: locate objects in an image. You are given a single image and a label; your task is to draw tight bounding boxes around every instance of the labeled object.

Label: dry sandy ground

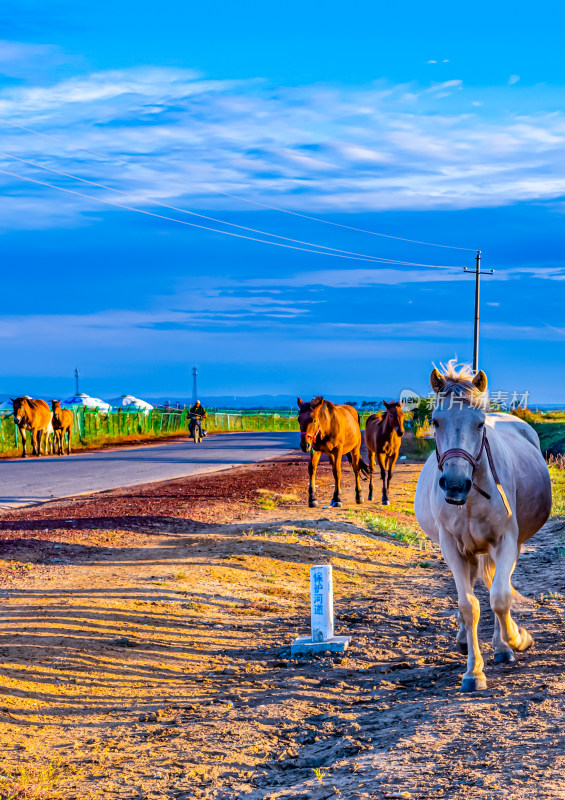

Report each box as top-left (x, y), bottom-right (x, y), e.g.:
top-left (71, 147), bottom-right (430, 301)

top-left (0, 453), bottom-right (564, 799)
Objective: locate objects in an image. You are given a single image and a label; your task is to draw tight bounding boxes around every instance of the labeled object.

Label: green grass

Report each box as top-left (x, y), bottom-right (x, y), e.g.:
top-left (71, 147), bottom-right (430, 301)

top-left (0, 759), bottom-right (66, 799)
top-left (532, 421), bottom-right (565, 457)
top-left (255, 489), bottom-right (298, 510)
top-left (549, 464), bottom-right (565, 518)
top-left (347, 509), bottom-right (426, 547)
top-left (398, 430), bottom-right (435, 462)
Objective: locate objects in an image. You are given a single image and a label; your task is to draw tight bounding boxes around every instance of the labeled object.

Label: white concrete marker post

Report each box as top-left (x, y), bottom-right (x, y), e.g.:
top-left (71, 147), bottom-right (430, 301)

top-left (311, 564), bottom-right (333, 641)
top-left (291, 565), bottom-right (351, 655)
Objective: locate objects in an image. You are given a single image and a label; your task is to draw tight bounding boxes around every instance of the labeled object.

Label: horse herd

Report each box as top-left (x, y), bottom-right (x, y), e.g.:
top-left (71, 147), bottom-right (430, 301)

top-left (4, 368), bottom-right (556, 693)
top-left (297, 395), bottom-right (405, 507)
top-left (298, 362), bottom-right (552, 692)
top-left (10, 396), bottom-right (73, 457)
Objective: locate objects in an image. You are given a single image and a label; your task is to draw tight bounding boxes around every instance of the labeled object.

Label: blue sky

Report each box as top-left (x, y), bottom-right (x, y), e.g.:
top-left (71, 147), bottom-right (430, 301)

top-left (1, 1), bottom-right (565, 402)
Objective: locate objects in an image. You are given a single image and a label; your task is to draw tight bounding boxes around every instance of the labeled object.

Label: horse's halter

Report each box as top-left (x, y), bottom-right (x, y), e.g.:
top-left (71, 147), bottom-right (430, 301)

top-left (435, 427), bottom-right (486, 477)
top-left (435, 428), bottom-right (512, 517)
top-left (300, 422), bottom-right (321, 442)
top-left (298, 405), bottom-right (322, 444)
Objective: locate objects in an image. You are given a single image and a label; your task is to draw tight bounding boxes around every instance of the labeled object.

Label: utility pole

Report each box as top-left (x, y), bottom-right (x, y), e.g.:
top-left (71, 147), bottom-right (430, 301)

top-left (192, 366), bottom-right (198, 405)
top-left (75, 367), bottom-right (80, 395)
top-left (464, 250), bottom-right (494, 373)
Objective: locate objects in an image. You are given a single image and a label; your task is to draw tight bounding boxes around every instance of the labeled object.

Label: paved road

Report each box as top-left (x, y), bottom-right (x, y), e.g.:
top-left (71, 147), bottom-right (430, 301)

top-left (0, 432), bottom-right (298, 511)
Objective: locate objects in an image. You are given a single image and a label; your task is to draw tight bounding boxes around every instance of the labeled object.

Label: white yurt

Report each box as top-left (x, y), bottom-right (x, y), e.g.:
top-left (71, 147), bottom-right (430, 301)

top-left (62, 393), bottom-right (112, 412)
top-left (109, 394), bottom-right (154, 412)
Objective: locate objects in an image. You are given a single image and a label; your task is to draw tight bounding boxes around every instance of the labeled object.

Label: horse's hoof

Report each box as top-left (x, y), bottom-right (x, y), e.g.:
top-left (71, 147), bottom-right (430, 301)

top-left (356, 496), bottom-right (364, 504)
top-left (309, 500), bottom-right (318, 508)
top-left (331, 501), bottom-right (343, 508)
top-left (382, 499), bottom-right (390, 506)
top-left (494, 651), bottom-right (516, 664)
top-left (460, 675), bottom-right (487, 692)
top-left (368, 492), bottom-right (373, 501)
top-left (456, 641), bottom-right (468, 655)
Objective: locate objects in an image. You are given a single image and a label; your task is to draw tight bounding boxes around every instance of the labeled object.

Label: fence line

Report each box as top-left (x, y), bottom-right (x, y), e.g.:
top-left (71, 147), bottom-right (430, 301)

top-left (0, 408), bottom-right (304, 455)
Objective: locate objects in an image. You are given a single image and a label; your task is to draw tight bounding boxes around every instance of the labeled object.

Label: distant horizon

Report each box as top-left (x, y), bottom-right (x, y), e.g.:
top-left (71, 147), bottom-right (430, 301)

top-left (1, 390), bottom-right (563, 411)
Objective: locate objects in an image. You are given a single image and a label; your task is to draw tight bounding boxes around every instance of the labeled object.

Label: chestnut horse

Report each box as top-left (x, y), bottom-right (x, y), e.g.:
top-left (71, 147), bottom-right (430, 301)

top-left (52, 400), bottom-right (73, 455)
top-left (365, 401), bottom-right (405, 505)
top-left (297, 396), bottom-right (369, 507)
top-left (11, 396), bottom-right (52, 458)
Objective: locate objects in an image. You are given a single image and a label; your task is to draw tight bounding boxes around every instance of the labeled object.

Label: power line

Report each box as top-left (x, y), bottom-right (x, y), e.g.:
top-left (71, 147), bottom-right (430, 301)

top-left (0, 150), bottom-right (466, 268)
top-left (0, 166), bottom-right (461, 267)
top-left (0, 117), bottom-right (476, 252)
top-left (0, 165), bottom-right (464, 269)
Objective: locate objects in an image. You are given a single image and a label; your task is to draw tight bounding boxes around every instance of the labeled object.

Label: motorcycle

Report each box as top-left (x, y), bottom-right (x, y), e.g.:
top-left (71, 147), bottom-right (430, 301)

top-left (189, 413), bottom-right (206, 444)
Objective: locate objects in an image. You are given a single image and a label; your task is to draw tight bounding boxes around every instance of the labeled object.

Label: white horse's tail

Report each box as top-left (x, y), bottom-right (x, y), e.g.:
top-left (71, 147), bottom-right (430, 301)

top-left (478, 554), bottom-right (495, 589)
top-left (478, 553), bottom-right (529, 606)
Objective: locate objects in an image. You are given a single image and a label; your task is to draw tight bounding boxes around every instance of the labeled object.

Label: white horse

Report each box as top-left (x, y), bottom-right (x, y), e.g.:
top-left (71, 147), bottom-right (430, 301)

top-left (415, 362), bottom-right (551, 691)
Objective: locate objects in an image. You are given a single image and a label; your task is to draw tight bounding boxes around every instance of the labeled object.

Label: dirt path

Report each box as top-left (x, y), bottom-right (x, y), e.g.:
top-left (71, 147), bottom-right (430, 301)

top-left (0, 457), bottom-right (564, 799)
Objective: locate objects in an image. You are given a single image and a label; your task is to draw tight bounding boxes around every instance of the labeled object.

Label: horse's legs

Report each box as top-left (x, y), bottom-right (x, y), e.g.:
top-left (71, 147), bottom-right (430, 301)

top-left (330, 449), bottom-right (343, 507)
top-left (377, 452), bottom-right (388, 505)
top-left (386, 451), bottom-right (399, 502)
top-left (34, 429), bottom-right (42, 457)
top-left (67, 428), bottom-right (72, 455)
top-left (20, 428), bottom-right (27, 458)
top-left (456, 560), bottom-right (478, 654)
top-left (350, 446), bottom-right (364, 504)
top-left (308, 449), bottom-right (321, 507)
top-left (367, 451), bottom-right (375, 501)
top-left (490, 535), bottom-right (532, 660)
top-left (440, 530), bottom-right (486, 691)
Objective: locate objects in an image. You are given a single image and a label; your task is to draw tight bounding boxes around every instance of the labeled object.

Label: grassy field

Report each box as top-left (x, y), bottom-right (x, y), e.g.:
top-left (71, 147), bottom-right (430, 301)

top-left (533, 421), bottom-right (565, 457)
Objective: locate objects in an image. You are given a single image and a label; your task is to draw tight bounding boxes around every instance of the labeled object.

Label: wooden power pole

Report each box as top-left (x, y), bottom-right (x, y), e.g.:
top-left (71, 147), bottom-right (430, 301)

top-left (192, 366), bottom-right (198, 404)
top-left (464, 250), bottom-right (494, 373)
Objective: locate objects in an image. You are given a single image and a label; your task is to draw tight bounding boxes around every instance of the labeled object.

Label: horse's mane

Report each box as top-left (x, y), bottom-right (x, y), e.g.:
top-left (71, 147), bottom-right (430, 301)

top-left (15, 396), bottom-right (45, 409)
top-left (299, 396), bottom-right (335, 412)
top-left (435, 360), bottom-right (489, 407)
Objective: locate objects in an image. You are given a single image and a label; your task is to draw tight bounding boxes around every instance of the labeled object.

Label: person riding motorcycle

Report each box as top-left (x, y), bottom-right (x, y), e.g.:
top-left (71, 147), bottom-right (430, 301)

top-left (189, 401), bottom-right (207, 439)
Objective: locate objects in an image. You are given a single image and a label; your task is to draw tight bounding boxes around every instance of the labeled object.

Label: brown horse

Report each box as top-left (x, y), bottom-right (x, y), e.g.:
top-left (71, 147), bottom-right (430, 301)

top-left (11, 397), bottom-right (52, 458)
top-left (365, 400), bottom-right (405, 505)
top-left (52, 400), bottom-right (73, 455)
top-left (297, 396), bottom-right (369, 507)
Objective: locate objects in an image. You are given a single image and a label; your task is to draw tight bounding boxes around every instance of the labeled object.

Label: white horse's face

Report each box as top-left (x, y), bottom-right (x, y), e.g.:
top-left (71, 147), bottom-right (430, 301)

top-left (432, 402), bottom-right (486, 505)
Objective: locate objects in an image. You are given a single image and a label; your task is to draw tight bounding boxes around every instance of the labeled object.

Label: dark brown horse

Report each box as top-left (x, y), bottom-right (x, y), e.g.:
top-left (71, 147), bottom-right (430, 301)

top-left (11, 396), bottom-right (52, 458)
top-left (297, 396), bottom-right (369, 507)
top-left (51, 400), bottom-right (73, 455)
top-left (365, 400), bottom-right (405, 505)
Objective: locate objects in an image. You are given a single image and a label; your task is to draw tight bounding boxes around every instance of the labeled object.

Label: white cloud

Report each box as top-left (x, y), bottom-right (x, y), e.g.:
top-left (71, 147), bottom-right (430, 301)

top-left (509, 75), bottom-right (520, 85)
top-left (0, 66), bottom-right (565, 231)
